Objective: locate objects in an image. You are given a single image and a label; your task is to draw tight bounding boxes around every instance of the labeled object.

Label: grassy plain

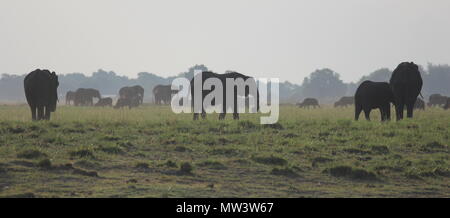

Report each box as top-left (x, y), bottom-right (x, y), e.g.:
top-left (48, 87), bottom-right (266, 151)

top-left (0, 105), bottom-right (449, 197)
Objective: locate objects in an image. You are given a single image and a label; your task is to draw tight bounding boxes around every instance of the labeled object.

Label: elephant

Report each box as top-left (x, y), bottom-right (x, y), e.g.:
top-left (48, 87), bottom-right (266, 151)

top-left (114, 96), bottom-right (140, 109)
top-left (24, 69), bottom-right (59, 121)
top-left (65, 91), bottom-right (75, 105)
top-left (297, 98), bottom-right (320, 109)
top-left (190, 71), bottom-right (260, 120)
top-left (414, 98), bottom-right (425, 110)
top-left (119, 85), bottom-right (144, 105)
top-left (334, 96), bottom-right (354, 108)
top-left (74, 88), bottom-right (101, 106)
top-left (152, 84), bottom-right (178, 105)
top-left (95, 97), bottom-right (113, 107)
top-left (355, 81), bottom-right (395, 121)
top-left (444, 98), bottom-right (450, 110)
top-left (427, 94), bottom-right (447, 107)
top-left (389, 62), bottom-right (423, 120)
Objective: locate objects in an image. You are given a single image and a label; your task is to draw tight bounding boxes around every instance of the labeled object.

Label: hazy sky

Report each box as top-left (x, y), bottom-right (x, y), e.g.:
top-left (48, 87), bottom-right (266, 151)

top-left (1, 0), bottom-right (449, 83)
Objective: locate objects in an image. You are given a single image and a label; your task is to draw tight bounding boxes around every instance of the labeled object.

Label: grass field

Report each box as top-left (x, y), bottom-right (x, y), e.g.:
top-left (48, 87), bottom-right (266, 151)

top-left (0, 105), bottom-right (449, 197)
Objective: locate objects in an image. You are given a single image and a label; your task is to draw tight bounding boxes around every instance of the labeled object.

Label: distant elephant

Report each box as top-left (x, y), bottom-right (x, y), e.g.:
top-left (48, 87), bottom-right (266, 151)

top-left (114, 96), bottom-right (139, 109)
top-left (444, 98), bottom-right (450, 110)
top-left (153, 84), bottom-right (178, 105)
top-left (133, 85), bottom-right (145, 104)
top-left (74, 88), bottom-right (101, 106)
top-left (95, 97), bottom-right (113, 107)
top-left (297, 98), bottom-right (320, 109)
top-left (427, 94), bottom-right (447, 107)
top-left (190, 71), bottom-right (259, 120)
top-left (24, 69), bottom-right (59, 120)
top-left (334, 96), bottom-right (354, 108)
top-left (65, 91), bottom-right (75, 105)
top-left (414, 98), bottom-right (425, 110)
top-left (119, 85), bottom-right (144, 105)
top-left (355, 81), bottom-right (394, 121)
top-left (390, 62), bottom-right (423, 120)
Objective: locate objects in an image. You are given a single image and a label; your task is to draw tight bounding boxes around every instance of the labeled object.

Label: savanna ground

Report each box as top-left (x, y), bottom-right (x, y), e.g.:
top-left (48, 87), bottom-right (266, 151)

top-left (0, 104), bottom-right (449, 197)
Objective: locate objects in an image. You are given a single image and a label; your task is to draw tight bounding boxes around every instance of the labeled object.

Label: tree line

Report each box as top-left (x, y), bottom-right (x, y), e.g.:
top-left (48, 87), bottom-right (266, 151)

top-left (0, 63), bottom-right (449, 104)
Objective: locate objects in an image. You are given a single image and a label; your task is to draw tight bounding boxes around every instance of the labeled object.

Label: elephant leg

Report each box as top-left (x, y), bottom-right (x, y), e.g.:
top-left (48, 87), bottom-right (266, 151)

top-left (385, 104), bottom-right (391, 121)
top-left (233, 96), bottom-right (239, 120)
top-left (44, 107), bottom-right (51, 120)
top-left (406, 103), bottom-right (414, 118)
top-left (201, 110), bottom-right (206, 119)
top-left (395, 104), bottom-right (403, 121)
top-left (380, 108), bottom-right (385, 121)
top-left (193, 113), bottom-right (199, 120)
top-left (364, 109), bottom-right (371, 121)
top-left (37, 106), bottom-right (44, 120)
top-left (219, 113), bottom-right (226, 120)
top-left (30, 105), bottom-right (37, 121)
top-left (355, 104), bottom-right (362, 121)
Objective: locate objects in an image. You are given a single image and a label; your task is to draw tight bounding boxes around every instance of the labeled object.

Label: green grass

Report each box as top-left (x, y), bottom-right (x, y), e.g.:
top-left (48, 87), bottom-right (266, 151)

top-left (0, 105), bottom-right (449, 197)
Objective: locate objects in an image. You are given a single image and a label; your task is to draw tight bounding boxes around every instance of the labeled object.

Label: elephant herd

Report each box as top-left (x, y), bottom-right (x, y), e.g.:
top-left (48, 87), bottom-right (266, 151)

top-left (23, 63), bottom-right (448, 121)
top-left (296, 62), bottom-right (448, 122)
top-left (353, 62), bottom-right (443, 121)
top-left (64, 84), bottom-right (176, 109)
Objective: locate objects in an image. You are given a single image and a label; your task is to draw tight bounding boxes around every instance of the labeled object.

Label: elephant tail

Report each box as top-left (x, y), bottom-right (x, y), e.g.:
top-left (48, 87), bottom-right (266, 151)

top-left (419, 92), bottom-right (424, 99)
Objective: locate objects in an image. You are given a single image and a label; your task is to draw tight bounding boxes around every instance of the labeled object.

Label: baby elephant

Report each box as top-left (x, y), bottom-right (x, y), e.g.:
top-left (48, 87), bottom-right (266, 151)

top-left (95, 97), bottom-right (113, 107)
top-left (355, 81), bottom-right (395, 121)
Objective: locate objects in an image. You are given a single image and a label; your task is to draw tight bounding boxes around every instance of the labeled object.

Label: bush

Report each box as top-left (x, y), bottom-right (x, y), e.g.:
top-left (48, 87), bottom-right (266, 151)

top-left (135, 162), bottom-right (149, 169)
top-left (69, 146), bottom-right (95, 159)
top-left (179, 162), bottom-right (193, 174)
top-left (271, 167), bottom-right (298, 178)
top-left (37, 159), bottom-right (52, 169)
top-left (325, 166), bottom-right (378, 181)
top-left (17, 149), bottom-right (47, 159)
top-left (252, 155), bottom-right (288, 166)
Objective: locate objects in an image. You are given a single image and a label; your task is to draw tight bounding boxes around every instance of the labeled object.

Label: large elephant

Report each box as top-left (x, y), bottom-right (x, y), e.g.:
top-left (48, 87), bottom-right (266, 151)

top-left (389, 62), bottom-right (423, 120)
top-left (24, 69), bottom-right (59, 120)
top-left (427, 94), bottom-right (447, 107)
top-left (355, 81), bottom-right (395, 121)
top-left (190, 71), bottom-right (259, 120)
top-left (65, 91), bottom-right (75, 105)
top-left (119, 85), bottom-right (144, 105)
top-left (334, 96), bottom-right (354, 107)
top-left (152, 84), bottom-right (178, 105)
top-left (297, 98), bottom-right (320, 108)
top-left (74, 88), bottom-right (101, 106)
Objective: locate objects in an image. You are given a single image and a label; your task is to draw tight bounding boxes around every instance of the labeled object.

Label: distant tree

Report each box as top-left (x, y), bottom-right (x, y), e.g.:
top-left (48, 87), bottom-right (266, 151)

top-left (357, 68), bottom-right (391, 83)
top-left (422, 63), bottom-right (450, 96)
top-left (170, 64), bottom-right (208, 81)
top-left (0, 74), bottom-right (25, 101)
top-left (300, 68), bottom-right (347, 100)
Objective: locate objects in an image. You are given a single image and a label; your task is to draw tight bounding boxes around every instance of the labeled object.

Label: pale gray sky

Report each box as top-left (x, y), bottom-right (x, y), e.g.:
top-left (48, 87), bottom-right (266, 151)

top-left (1, 0), bottom-right (449, 83)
